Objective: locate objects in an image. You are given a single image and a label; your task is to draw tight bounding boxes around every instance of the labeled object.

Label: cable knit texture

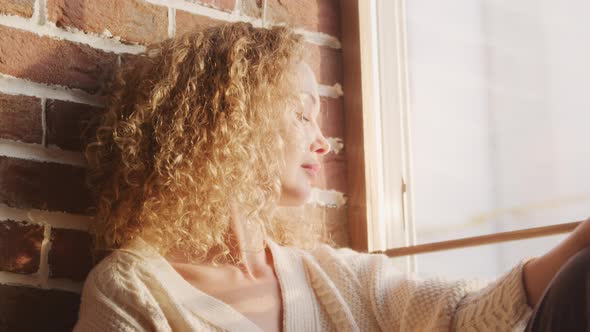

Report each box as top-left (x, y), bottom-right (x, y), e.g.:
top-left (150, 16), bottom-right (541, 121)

top-left (73, 237), bottom-right (534, 331)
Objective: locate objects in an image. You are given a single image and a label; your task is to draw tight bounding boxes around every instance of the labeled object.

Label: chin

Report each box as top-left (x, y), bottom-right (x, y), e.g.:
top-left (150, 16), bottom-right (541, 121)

top-left (278, 185), bottom-right (312, 206)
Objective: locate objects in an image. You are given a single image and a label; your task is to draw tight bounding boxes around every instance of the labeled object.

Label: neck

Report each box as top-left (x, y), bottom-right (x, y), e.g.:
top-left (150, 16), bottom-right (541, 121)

top-left (164, 204), bottom-right (273, 279)
top-left (220, 203), bottom-right (271, 278)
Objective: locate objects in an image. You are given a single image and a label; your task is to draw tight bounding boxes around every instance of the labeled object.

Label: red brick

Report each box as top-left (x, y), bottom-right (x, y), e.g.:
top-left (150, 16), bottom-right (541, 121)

top-left (322, 137), bottom-right (345, 162)
top-left (308, 205), bottom-right (348, 247)
top-left (175, 9), bottom-right (225, 38)
top-left (304, 43), bottom-right (342, 86)
top-left (316, 156), bottom-right (347, 193)
top-left (318, 96), bottom-right (344, 138)
top-left (240, 0), bottom-right (263, 18)
top-left (324, 205), bottom-right (348, 247)
top-left (0, 0), bottom-right (34, 18)
top-left (0, 93), bottom-right (43, 144)
top-left (0, 284), bottom-right (80, 332)
top-left (0, 219), bottom-right (43, 274)
top-left (266, 0), bottom-right (341, 37)
top-left (49, 228), bottom-right (93, 281)
top-left (187, 0), bottom-right (236, 12)
top-left (47, 0), bottom-right (168, 45)
top-left (0, 26), bottom-right (117, 94)
top-left (0, 156), bottom-right (93, 214)
top-left (46, 99), bottom-right (104, 152)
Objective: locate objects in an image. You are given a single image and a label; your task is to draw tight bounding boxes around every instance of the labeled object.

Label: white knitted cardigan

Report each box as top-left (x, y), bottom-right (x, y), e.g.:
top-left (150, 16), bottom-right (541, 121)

top-left (73, 237), bottom-right (534, 331)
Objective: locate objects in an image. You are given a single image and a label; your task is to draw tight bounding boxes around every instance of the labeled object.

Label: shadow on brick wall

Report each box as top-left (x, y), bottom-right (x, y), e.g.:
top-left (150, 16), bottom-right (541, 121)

top-left (0, 0), bottom-right (117, 331)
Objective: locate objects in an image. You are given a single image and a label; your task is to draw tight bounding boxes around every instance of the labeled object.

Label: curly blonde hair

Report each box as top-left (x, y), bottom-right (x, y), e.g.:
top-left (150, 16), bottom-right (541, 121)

top-left (83, 22), bottom-right (331, 265)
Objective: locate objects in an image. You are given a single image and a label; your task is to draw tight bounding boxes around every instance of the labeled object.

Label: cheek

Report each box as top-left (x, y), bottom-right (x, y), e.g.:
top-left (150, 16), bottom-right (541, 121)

top-left (277, 127), bottom-right (315, 206)
top-left (283, 123), bottom-right (308, 159)
top-left (280, 127), bottom-right (309, 185)
top-left (282, 144), bottom-right (304, 179)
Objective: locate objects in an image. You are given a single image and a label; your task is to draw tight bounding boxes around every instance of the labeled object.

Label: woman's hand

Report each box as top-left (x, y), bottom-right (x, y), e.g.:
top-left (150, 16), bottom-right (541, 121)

top-left (523, 217), bottom-right (590, 307)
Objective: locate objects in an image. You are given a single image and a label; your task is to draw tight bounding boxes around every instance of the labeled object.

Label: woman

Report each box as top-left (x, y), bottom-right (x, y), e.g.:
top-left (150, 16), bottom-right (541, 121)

top-left (74, 22), bottom-right (589, 331)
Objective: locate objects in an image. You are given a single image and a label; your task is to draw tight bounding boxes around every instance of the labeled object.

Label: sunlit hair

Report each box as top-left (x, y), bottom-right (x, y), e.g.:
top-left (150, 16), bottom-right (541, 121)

top-left (83, 22), bottom-right (332, 265)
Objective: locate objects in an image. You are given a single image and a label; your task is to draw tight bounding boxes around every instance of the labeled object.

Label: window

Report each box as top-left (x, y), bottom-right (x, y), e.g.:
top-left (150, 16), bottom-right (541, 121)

top-left (359, 0), bottom-right (590, 278)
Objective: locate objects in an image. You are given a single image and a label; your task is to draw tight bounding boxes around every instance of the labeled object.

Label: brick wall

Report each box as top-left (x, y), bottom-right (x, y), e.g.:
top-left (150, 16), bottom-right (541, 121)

top-left (0, 0), bottom-right (347, 330)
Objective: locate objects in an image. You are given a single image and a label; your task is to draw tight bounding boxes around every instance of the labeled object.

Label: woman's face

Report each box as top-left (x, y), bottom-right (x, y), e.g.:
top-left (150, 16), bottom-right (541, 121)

top-left (278, 62), bottom-right (331, 206)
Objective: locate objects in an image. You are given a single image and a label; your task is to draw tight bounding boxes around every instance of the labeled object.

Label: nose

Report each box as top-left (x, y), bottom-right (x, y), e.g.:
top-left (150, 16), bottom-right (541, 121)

top-left (311, 129), bottom-right (331, 156)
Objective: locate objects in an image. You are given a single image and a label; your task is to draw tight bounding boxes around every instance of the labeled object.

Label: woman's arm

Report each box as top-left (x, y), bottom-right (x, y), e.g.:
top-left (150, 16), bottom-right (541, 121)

top-left (523, 218), bottom-right (590, 306)
top-left (311, 243), bottom-right (533, 331)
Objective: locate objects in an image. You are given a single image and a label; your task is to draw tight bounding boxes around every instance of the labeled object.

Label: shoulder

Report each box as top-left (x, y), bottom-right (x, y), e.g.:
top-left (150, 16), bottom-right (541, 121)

top-left (80, 248), bottom-right (159, 319)
top-left (285, 242), bottom-right (401, 289)
top-left (84, 249), bottom-right (149, 295)
top-left (75, 249), bottom-right (166, 332)
top-left (305, 243), bottom-right (391, 274)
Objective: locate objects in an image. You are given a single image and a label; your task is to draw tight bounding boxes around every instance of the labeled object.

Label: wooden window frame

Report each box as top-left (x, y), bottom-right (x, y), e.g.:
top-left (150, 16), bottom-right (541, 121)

top-left (341, 0), bottom-right (413, 250)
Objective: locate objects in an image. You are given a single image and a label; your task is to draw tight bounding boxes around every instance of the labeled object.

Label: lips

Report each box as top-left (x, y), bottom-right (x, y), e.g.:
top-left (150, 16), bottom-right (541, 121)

top-left (301, 164), bottom-right (321, 179)
top-left (301, 164), bottom-right (321, 172)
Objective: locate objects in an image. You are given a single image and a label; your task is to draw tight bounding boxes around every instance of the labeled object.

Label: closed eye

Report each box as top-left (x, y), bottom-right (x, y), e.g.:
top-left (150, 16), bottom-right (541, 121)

top-left (296, 112), bottom-right (311, 122)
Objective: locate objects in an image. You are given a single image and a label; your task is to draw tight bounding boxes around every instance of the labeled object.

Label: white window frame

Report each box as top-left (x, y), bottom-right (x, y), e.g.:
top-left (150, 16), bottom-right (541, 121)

top-left (358, 0), bottom-right (416, 273)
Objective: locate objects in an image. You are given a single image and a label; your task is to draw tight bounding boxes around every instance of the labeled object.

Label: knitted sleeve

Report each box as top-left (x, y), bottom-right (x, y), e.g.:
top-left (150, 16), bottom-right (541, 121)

top-left (312, 245), bottom-right (534, 331)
